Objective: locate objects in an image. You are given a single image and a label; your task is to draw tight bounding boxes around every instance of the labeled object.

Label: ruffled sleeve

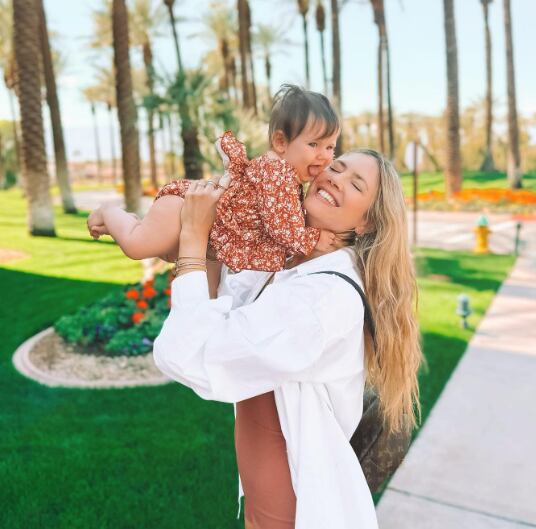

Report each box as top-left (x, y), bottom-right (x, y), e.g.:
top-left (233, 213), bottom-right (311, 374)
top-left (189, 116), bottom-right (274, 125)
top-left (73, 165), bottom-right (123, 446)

top-left (219, 130), bottom-right (249, 177)
top-left (154, 179), bottom-right (191, 201)
top-left (246, 157), bottom-right (321, 256)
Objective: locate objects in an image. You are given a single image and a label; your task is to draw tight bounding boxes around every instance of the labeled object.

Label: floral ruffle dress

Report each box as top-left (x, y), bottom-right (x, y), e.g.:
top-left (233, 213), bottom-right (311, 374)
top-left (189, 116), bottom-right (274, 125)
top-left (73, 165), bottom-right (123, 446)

top-left (155, 131), bottom-right (320, 272)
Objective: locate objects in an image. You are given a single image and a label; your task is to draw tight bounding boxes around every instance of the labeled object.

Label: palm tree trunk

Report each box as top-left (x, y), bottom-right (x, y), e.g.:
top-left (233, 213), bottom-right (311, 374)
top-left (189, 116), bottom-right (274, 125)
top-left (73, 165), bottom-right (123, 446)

top-left (480, 0), bottom-right (495, 172)
top-left (107, 102), bottom-right (118, 185)
top-left (384, 30), bottom-right (395, 160)
top-left (7, 87), bottom-right (21, 173)
top-left (315, 0), bottom-right (328, 96)
top-left (330, 0), bottom-right (343, 155)
top-left (143, 40), bottom-right (158, 189)
top-left (38, 0), bottom-right (76, 213)
top-left (112, 0), bottom-right (141, 214)
top-left (245, 0), bottom-right (257, 114)
top-left (164, 0), bottom-right (203, 179)
top-left (503, 0), bottom-right (522, 188)
top-left (166, 113), bottom-right (176, 178)
top-left (164, 0), bottom-right (184, 73)
top-left (90, 102), bottom-right (103, 184)
top-left (264, 53), bottom-right (272, 103)
top-left (443, 0), bottom-right (462, 196)
top-left (237, 0), bottom-right (251, 109)
top-left (301, 14), bottom-right (311, 89)
top-left (377, 38), bottom-right (385, 153)
top-left (13, 0), bottom-right (55, 236)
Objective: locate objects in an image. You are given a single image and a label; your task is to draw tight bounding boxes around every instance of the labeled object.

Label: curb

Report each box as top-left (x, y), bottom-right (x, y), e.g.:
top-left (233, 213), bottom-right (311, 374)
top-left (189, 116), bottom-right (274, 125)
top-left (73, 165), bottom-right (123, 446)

top-left (12, 327), bottom-right (172, 389)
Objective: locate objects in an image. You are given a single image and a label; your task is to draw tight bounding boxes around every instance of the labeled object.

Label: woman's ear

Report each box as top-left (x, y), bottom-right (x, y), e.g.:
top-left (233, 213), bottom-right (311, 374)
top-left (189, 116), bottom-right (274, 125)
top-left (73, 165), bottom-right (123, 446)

top-left (271, 130), bottom-right (288, 155)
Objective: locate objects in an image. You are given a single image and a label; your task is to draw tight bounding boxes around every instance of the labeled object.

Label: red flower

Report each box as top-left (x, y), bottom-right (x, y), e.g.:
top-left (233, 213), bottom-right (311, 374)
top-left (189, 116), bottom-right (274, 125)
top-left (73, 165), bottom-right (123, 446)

top-left (132, 312), bottom-right (145, 324)
top-left (164, 287), bottom-right (171, 296)
top-left (143, 279), bottom-right (154, 288)
top-left (125, 289), bottom-right (139, 300)
top-left (142, 287), bottom-right (157, 299)
top-left (136, 300), bottom-right (148, 310)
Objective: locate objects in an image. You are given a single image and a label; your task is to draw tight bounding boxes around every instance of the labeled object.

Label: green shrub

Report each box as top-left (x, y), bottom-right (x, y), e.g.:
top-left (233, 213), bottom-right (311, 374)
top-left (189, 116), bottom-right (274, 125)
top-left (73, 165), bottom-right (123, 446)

top-left (54, 271), bottom-right (173, 357)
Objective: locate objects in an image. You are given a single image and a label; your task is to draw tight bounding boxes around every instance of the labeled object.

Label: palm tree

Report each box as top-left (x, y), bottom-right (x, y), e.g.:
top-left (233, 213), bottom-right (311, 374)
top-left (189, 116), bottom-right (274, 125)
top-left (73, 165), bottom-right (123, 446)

top-left (480, 0), bottom-right (495, 172)
top-left (297, 0), bottom-right (311, 89)
top-left (13, 0), bottom-right (55, 236)
top-left (38, 0), bottom-right (76, 213)
top-left (316, 0), bottom-right (328, 96)
top-left (443, 0), bottom-right (462, 196)
top-left (503, 0), bottom-right (521, 188)
top-left (253, 23), bottom-right (292, 106)
top-left (0, 1), bottom-right (21, 172)
top-left (163, 0), bottom-right (203, 179)
top-left (112, 0), bottom-right (142, 213)
top-left (237, 0), bottom-right (255, 111)
top-left (244, 0), bottom-right (257, 113)
top-left (330, 0), bottom-right (343, 154)
top-left (82, 86), bottom-right (104, 183)
top-left (198, 2), bottom-right (238, 100)
top-left (130, 0), bottom-right (166, 189)
top-left (370, 0), bottom-right (394, 159)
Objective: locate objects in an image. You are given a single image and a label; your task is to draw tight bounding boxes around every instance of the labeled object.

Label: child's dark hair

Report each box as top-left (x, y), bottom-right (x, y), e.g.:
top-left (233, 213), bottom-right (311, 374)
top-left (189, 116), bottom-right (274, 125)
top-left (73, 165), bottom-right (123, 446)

top-left (268, 84), bottom-right (340, 146)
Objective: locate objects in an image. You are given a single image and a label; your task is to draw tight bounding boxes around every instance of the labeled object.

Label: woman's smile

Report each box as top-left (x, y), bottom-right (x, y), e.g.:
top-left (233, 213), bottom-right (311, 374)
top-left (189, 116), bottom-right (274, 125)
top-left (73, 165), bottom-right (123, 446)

top-left (316, 188), bottom-right (338, 207)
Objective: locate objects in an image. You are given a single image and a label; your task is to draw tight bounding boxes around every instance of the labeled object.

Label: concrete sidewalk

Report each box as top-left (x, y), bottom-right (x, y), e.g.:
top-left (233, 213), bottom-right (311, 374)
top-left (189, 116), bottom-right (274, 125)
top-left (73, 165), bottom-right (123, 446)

top-left (376, 226), bottom-right (536, 527)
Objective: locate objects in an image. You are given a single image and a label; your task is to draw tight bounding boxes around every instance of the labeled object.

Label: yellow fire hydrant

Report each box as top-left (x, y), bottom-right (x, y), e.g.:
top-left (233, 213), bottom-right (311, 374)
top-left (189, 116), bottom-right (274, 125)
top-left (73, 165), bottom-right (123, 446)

top-left (474, 215), bottom-right (491, 254)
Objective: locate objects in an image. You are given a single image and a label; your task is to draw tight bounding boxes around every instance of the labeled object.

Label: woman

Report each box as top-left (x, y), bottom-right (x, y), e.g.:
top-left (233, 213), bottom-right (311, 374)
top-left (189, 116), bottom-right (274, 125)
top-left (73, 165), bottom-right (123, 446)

top-left (153, 149), bottom-right (423, 529)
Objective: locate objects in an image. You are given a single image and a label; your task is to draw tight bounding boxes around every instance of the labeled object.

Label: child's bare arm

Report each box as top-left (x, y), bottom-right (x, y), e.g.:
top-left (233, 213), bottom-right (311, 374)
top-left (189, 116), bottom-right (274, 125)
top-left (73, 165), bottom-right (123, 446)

top-left (99, 195), bottom-right (183, 261)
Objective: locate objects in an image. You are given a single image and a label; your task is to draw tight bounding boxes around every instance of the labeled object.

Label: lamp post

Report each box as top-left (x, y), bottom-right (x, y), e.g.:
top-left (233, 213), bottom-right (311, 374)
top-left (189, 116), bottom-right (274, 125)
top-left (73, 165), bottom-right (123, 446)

top-left (456, 293), bottom-right (472, 329)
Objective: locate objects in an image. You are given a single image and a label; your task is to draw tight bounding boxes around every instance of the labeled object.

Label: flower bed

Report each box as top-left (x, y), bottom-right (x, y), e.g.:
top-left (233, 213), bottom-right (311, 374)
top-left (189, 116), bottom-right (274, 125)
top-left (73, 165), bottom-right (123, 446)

top-left (412, 187), bottom-right (536, 213)
top-left (54, 271), bottom-right (173, 357)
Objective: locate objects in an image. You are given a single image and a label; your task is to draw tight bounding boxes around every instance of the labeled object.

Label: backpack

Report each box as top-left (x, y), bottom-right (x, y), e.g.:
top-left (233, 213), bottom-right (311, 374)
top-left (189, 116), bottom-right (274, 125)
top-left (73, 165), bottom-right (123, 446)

top-left (310, 271), bottom-right (411, 494)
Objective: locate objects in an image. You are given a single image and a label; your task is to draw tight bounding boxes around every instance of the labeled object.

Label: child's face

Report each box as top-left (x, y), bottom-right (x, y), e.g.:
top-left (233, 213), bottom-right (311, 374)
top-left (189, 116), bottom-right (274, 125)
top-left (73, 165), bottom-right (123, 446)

top-left (274, 120), bottom-right (339, 184)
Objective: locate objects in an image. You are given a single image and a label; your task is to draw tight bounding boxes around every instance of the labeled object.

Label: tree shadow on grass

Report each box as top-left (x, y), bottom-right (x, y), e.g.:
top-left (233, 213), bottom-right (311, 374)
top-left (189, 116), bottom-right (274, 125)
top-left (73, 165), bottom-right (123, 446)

top-left (416, 252), bottom-right (508, 292)
top-left (54, 235), bottom-right (117, 246)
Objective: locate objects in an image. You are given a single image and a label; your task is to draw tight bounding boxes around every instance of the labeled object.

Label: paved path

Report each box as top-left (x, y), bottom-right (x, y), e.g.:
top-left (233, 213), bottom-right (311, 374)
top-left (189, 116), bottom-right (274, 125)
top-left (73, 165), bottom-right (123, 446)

top-left (377, 220), bottom-right (536, 527)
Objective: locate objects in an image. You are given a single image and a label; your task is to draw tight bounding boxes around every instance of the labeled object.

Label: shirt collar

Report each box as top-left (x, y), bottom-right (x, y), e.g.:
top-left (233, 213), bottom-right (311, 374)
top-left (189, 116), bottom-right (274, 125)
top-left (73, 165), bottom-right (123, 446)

top-left (279, 247), bottom-right (360, 279)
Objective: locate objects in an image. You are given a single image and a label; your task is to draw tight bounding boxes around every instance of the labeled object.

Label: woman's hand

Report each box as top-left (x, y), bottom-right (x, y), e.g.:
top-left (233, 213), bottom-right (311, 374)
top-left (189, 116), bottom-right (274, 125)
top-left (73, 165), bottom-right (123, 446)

top-left (180, 177), bottom-right (226, 238)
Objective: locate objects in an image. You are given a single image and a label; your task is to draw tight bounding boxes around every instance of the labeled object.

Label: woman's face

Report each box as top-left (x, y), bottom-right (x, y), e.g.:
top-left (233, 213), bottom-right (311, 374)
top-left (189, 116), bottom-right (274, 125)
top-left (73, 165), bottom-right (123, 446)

top-left (304, 152), bottom-right (380, 235)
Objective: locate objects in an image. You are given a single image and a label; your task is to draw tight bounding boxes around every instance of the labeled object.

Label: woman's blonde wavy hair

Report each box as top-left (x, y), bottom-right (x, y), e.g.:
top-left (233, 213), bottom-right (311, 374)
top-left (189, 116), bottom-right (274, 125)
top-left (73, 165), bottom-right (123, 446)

top-left (344, 149), bottom-right (424, 434)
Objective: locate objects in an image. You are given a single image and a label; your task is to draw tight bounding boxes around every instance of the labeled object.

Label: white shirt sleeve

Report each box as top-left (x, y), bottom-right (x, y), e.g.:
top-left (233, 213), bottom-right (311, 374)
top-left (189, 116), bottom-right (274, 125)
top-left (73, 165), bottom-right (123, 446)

top-left (153, 270), bottom-right (364, 403)
top-left (216, 266), bottom-right (266, 309)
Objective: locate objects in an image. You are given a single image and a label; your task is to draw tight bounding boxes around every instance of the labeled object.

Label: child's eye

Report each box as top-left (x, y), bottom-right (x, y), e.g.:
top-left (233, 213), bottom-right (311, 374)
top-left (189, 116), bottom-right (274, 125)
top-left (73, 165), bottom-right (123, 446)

top-left (309, 142), bottom-right (318, 148)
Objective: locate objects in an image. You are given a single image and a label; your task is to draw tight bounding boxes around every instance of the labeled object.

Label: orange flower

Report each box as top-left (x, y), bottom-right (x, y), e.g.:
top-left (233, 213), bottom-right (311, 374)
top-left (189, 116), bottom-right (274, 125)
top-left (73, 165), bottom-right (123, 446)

top-left (136, 300), bottom-right (148, 310)
top-left (125, 289), bottom-right (139, 300)
top-left (164, 287), bottom-right (171, 296)
top-left (131, 312), bottom-right (145, 324)
top-left (143, 279), bottom-right (154, 288)
top-left (143, 286), bottom-right (157, 299)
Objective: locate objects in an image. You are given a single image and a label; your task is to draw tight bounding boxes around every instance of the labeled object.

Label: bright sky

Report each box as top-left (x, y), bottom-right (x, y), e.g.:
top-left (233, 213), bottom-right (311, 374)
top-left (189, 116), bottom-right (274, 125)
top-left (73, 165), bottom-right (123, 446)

top-left (1, 0), bottom-right (535, 161)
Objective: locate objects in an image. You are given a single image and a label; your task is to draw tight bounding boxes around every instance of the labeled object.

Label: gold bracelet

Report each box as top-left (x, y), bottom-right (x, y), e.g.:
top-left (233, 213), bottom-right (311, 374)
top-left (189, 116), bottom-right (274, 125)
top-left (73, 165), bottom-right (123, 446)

top-left (174, 256), bottom-right (207, 277)
top-left (176, 266), bottom-right (207, 277)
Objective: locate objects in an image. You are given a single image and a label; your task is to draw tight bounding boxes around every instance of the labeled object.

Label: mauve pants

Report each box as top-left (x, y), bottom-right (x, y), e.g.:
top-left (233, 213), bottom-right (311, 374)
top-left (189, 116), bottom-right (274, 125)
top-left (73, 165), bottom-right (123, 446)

top-left (235, 391), bottom-right (296, 529)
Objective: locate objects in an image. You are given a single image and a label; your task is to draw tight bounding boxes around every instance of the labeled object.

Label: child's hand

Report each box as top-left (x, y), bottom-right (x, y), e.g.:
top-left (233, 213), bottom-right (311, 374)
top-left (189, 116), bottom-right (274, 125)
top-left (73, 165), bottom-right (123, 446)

top-left (315, 229), bottom-right (336, 253)
top-left (215, 137), bottom-right (230, 171)
top-left (87, 207), bottom-right (109, 239)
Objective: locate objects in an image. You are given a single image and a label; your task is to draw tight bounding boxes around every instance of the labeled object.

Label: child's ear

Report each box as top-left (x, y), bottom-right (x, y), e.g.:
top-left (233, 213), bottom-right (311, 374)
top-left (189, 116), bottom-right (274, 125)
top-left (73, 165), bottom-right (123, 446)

top-left (271, 130), bottom-right (288, 155)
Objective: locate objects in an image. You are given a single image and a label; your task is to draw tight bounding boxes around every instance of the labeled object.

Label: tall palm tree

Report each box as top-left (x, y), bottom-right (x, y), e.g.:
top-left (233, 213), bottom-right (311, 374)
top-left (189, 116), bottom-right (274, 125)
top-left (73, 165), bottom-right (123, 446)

top-left (38, 0), bottom-right (76, 213)
top-left (130, 0), bottom-right (166, 189)
top-left (82, 86), bottom-right (104, 183)
top-left (244, 0), bottom-right (257, 113)
top-left (480, 0), bottom-right (495, 172)
top-left (163, 0), bottom-right (203, 179)
top-left (13, 0), bottom-right (55, 236)
top-left (443, 0), bottom-right (462, 196)
top-left (112, 0), bottom-right (142, 213)
top-left (198, 2), bottom-right (238, 100)
top-left (316, 0), bottom-right (328, 96)
top-left (297, 0), bottom-right (311, 89)
top-left (253, 23), bottom-right (291, 106)
top-left (330, 0), bottom-right (343, 154)
top-left (503, 0), bottom-right (521, 188)
top-left (371, 0), bottom-right (394, 159)
top-left (237, 0), bottom-right (253, 111)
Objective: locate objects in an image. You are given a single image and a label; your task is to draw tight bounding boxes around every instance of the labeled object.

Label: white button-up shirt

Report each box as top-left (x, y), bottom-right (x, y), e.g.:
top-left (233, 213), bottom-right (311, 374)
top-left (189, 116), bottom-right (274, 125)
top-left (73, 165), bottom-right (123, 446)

top-left (153, 247), bottom-right (378, 529)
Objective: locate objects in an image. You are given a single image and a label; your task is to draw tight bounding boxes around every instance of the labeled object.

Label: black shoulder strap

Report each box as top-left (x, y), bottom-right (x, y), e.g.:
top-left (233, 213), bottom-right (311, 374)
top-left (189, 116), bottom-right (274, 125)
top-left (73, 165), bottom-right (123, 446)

top-left (309, 271), bottom-right (376, 345)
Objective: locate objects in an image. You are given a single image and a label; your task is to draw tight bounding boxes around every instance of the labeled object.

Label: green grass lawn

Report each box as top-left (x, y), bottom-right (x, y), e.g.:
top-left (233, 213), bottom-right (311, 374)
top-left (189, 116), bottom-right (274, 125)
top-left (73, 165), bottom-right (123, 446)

top-left (0, 188), bottom-right (515, 527)
top-left (399, 169), bottom-right (536, 197)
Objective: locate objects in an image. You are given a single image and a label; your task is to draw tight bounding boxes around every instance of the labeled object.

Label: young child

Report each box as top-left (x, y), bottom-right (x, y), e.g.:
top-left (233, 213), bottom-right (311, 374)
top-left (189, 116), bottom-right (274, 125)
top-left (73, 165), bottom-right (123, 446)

top-left (87, 84), bottom-right (340, 272)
